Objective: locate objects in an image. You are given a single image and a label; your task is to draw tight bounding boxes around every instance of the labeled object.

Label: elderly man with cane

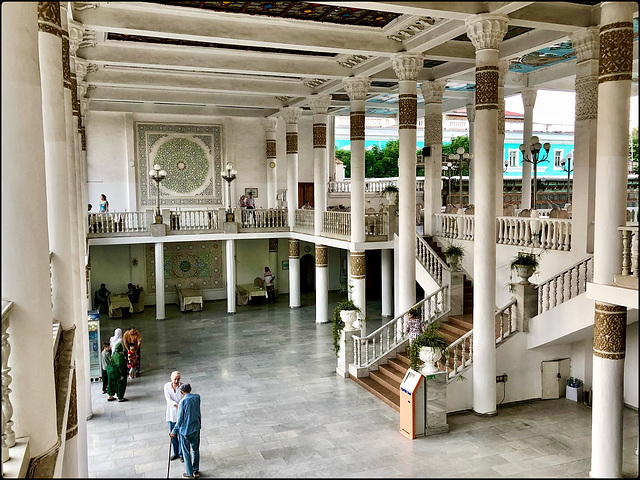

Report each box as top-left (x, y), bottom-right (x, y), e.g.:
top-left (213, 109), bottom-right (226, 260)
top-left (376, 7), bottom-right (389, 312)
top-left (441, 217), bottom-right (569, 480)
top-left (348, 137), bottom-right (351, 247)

top-left (169, 383), bottom-right (201, 478)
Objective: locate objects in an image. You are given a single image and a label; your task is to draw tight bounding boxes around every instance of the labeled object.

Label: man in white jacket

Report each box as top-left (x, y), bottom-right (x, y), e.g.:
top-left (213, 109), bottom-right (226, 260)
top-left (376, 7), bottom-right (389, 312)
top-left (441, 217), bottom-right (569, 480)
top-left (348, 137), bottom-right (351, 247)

top-left (164, 371), bottom-right (184, 461)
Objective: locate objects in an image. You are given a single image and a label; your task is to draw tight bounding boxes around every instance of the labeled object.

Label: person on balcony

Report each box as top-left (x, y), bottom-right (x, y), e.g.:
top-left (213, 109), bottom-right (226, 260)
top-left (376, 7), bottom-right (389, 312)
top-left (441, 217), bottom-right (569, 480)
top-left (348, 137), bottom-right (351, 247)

top-left (302, 201), bottom-right (313, 210)
top-left (263, 266), bottom-right (276, 304)
top-left (244, 191), bottom-right (255, 209)
top-left (237, 194), bottom-right (246, 209)
top-left (99, 193), bottom-right (109, 212)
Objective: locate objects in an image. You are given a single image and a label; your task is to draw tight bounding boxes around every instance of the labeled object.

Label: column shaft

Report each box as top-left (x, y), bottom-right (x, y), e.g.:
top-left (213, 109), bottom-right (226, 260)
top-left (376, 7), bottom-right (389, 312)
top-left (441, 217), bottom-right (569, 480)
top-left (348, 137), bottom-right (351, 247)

top-left (289, 239), bottom-right (301, 308)
top-left (520, 89), bottom-right (536, 210)
top-left (467, 105), bottom-right (476, 204)
top-left (1, 0), bottom-right (59, 457)
top-left (268, 239), bottom-right (278, 294)
top-left (381, 249), bottom-right (393, 317)
top-left (226, 239), bottom-right (236, 313)
top-left (287, 126), bottom-right (299, 225)
top-left (423, 98), bottom-right (444, 235)
top-left (315, 245), bottom-right (329, 323)
top-left (350, 102), bottom-right (365, 243)
top-left (308, 95), bottom-right (331, 237)
top-left (350, 251), bottom-right (366, 335)
top-left (263, 118), bottom-right (278, 209)
top-left (155, 243), bottom-right (165, 319)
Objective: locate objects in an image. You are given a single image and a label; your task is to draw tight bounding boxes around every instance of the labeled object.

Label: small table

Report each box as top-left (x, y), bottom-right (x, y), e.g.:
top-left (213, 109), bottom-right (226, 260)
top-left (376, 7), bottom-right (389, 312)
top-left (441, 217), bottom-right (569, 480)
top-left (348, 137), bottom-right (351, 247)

top-left (108, 294), bottom-right (133, 318)
top-left (176, 287), bottom-right (204, 312)
top-left (236, 283), bottom-right (268, 305)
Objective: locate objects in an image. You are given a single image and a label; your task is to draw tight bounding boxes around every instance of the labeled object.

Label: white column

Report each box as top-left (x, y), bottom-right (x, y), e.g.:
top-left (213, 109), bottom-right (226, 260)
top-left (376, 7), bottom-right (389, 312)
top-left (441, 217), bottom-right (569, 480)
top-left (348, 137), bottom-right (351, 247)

top-left (466, 104), bottom-right (476, 204)
top-left (226, 239), bottom-right (236, 313)
top-left (280, 107), bottom-right (302, 226)
top-left (289, 239), bottom-right (301, 308)
top-left (343, 77), bottom-right (370, 243)
top-left (421, 81), bottom-right (447, 236)
top-left (155, 243), bottom-right (165, 319)
top-left (570, 26), bottom-right (599, 255)
top-left (392, 53), bottom-right (423, 313)
top-left (262, 117), bottom-right (278, 209)
top-left (590, 4), bottom-right (634, 476)
top-left (466, 13), bottom-right (509, 416)
top-left (381, 249), bottom-right (393, 317)
top-left (327, 115), bottom-right (336, 182)
top-left (350, 250), bottom-right (367, 335)
top-left (308, 94), bottom-right (332, 236)
top-left (520, 88), bottom-right (537, 210)
top-left (315, 245), bottom-right (329, 323)
top-left (268, 239), bottom-right (278, 294)
top-left (1, 0), bottom-right (59, 457)
top-left (496, 60), bottom-right (509, 216)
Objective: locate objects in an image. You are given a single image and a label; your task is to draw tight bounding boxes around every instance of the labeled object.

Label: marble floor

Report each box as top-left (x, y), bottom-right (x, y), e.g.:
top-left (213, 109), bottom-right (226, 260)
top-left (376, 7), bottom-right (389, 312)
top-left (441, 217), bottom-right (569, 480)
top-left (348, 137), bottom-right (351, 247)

top-left (87, 293), bottom-right (639, 478)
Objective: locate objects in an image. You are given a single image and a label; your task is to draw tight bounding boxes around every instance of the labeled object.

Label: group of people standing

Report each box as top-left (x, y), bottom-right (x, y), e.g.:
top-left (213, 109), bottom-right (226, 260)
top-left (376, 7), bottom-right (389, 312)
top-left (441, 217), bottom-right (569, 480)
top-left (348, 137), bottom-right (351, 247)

top-left (99, 326), bottom-right (142, 402)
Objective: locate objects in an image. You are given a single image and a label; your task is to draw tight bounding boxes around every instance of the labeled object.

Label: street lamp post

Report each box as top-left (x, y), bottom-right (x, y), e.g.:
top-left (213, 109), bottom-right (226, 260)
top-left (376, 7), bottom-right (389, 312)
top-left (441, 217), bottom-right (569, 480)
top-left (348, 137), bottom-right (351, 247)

top-left (519, 136), bottom-right (550, 211)
top-left (560, 153), bottom-right (573, 207)
top-left (444, 161), bottom-right (453, 206)
top-left (148, 163), bottom-right (167, 224)
top-left (448, 146), bottom-right (473, 208)
top-left (221, 161), bottom-right (237, 221)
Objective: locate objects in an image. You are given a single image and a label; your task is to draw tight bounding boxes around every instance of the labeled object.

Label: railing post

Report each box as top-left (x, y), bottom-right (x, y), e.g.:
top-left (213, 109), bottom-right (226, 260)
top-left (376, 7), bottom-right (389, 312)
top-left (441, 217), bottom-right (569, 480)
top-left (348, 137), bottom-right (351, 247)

top-left (336, 327), bottom-right (360, 378)
top-left (2, 309), bottom-right (16, 462)
top-left (512, 282), bottom-right (537, 332)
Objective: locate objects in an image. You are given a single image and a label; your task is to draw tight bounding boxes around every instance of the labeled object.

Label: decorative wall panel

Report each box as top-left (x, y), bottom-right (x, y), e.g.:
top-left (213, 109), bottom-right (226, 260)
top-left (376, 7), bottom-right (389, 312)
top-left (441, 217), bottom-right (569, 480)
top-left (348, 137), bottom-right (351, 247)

top-left (145, 241), bottom-right (224, 292)
top-left (136, 123), bottom-right (223, 207)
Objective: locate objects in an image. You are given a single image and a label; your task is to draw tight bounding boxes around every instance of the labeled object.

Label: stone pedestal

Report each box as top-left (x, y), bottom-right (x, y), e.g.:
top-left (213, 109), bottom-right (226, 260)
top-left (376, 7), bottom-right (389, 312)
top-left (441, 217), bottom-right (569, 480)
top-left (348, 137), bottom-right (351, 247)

top-left (449, 272), bottom-right (465, 316)
top-left (223, 221), bottom-right (238, 234)
top-left (336, 327), bottom-right (360, 378)
top-left (425, 372), bottom-right (449, 436)
top-left (150, 223), bottom-right (167, 236)
top-left (512, 282), bottom-right (538, 332)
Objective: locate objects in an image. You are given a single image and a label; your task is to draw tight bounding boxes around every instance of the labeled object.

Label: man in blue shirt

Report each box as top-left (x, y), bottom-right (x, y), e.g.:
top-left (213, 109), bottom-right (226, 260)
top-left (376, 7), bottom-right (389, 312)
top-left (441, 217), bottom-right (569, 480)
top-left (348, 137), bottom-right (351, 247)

top-left (170, 383), bottom-right (201, 478)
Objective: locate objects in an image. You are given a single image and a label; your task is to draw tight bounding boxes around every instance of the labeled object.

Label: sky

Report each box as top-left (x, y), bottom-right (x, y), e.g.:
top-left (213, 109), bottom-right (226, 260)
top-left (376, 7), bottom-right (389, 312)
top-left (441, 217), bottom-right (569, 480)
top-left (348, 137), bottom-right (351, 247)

top-left (505, 90), bottom-right (639, 131)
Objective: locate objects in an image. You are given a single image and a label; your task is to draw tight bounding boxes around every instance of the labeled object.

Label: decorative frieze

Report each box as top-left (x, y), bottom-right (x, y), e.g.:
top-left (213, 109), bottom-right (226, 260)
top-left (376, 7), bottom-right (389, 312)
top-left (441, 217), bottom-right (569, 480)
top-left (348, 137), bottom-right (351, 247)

top-left (303, 78), bottom-right (328, 89)
top-left (398, 93), bottom-right (418, 130)
top-left (37, 1), bottom-right (62, 37)
top-left (307, 94), bottom-right (331, 115)
top-left (68, 21), bottom-right (85, 57)
top-left (575, 76), bottom-right (598, 121)
top-left (465, 13), bottom-right (509, 51)
top-left (65, 370), bottom-right (78, 440)
top-left (62, 36), bottom-right (72, 90)
top-left (350, 111), bottom-right (365, 141)
top-left (391, 53), bottom-right (424, 82)
top-left (475, 66), bottom-right (499, 110)
top-left (288, 239), bottom-right (300, 259)
top-left (71, 74), bottom-right (81, 117)
top-left (315, 245), bottom-right (328, 267)
top-left (420, 80), bottom-right (446, 105)
top-left (286, 132), bottom-right (298, 154)
top-left (570, 26), bottom-right (600, 64)
top-left (266, 139), bottom-right (276, 159)
top-left (337, 54), bottom-right (371, 68)
top-left (423, 113), bottom-right (443, 146)
top-left (79, 29), bottom-right (97, 49)
top-left (593, 302), bottom-right (627, 360)
top-left (350, 251), bottom-right (366, 279)
top-left (280, 106), bottom-right (302, 125)
top-left (498, 99), bottom-right (505, 135)
top-left (313, 123), bottom-right (326, 148)
top-left (598, 21), bottom-right (633, 84)
top-left (343, 77), bottom-right (370, 101)
top-left (269, 238), bottom-right (278, 252)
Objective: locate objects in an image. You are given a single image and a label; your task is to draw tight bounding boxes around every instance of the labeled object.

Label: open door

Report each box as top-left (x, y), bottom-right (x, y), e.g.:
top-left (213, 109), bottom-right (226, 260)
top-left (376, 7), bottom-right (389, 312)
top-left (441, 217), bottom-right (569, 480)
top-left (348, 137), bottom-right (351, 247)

top-left (541, 358), bottom-right (571, 399)
top-left (298, 182), bottom-right (314, 208)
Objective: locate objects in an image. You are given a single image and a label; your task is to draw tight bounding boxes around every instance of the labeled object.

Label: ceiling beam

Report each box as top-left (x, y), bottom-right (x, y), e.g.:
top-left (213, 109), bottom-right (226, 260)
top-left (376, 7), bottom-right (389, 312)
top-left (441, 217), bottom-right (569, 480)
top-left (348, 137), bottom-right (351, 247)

top-left (88, 100), bottom-right (279, 117)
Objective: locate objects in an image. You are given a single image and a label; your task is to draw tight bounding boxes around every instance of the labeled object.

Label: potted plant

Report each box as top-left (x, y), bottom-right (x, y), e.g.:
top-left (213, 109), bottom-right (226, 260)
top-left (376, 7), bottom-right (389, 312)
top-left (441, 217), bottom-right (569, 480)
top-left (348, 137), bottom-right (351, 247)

top-left (443, 243), bottom-right (465, 270)
top-left (381, 184), bottom-right (399, 205)
top-left (408, 322), bottom-right (449, 375)
top-left (331, 299), bottom-right (361, 357)
top-left (510, 251), bottom-right (539, 285)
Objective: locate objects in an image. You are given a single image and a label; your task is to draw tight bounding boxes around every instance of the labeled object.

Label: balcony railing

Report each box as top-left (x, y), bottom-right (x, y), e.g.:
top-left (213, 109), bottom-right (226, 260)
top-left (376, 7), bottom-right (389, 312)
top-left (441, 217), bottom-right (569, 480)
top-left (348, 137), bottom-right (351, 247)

top-left (321, 211), bottom-right (350, 239)
top-left (294, 209), bottom-right (314, 233)
top-left (616, 224), bottom-right (639, 289)
top-left (169, 209), bottom-right (220, 231)
top-left (88, 211), bottom-right (147, 235)
top-left (328, 177), bottom-right (425, 194)
top-left (2, 301), bottom-right (15, 463)
top-left (236, 208), bottom-right (288, 230)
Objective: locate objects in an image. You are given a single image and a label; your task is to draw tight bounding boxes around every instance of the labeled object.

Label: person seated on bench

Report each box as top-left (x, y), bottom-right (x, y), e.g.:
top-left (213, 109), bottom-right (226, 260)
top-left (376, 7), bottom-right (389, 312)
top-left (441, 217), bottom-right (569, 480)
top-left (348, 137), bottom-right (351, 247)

top-left (95, 283), bottom-right (111, 313)
top-left (126, 283), bottom-right (140, 304)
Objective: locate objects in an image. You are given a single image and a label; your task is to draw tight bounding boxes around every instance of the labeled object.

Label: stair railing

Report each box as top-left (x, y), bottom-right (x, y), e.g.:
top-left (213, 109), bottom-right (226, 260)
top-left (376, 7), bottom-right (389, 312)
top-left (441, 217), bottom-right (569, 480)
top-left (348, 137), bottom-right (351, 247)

top-left (416, 234), bottom-right (450, 286)
top-left (536, 256), bottom-right (593, 314)
top-left (352, 285), bottom-right (450, 371)
top-left (495, 299), bottom-right (518, 345)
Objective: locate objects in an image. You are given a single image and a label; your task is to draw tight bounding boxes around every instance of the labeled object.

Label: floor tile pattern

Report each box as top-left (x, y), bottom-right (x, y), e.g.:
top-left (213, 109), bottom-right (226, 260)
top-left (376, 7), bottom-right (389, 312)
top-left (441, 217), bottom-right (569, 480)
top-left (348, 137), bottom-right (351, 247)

top-left (87, 293), bottom-right (639, 478)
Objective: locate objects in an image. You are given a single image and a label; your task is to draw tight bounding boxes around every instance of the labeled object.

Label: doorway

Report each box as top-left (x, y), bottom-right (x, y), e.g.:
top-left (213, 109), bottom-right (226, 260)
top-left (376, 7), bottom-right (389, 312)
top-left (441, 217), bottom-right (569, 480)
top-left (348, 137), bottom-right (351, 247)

top-left (300, 253), bottom-right (315, 293)
top-left (298, 183), bottom-right (314, 208)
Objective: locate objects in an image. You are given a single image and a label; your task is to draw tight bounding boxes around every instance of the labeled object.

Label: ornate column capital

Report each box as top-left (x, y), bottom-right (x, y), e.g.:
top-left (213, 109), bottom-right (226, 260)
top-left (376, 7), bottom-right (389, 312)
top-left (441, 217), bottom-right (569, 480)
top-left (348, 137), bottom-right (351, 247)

top-left (68, 20), bottom-right (85, 56)
top-left (420, 80), bottom-right (446, 104)
top-left (37, 1), bottom-right (62, 37)
top-left (75, 58), bottom-right (88, 81)
top-left (570, 26), bottom-right (600, 63)
top-left (498, 59), bottom-right (510, 87)
top-left (350, 251), bottom-right (366, 279)
top-left (465, 104), bottom-right (476, 123)
top-left (465, 13), bottom-right (509, 51)
top-left (593, 302), bottom-right (627, 359)
top-left (342, 77), bottom-right (371, 101)
top-left (262, 117), bottom-right (278, 133)
top-left (391, 53), bottom-right (424, 81)
top-left (288, 239), bottom-right (300, 259)
top-left (307, 94), bottom-right (332, 115)
top-left (521, 87), bottom-right (537, 109)
top-left (280, 107), bottom-right (302, 125)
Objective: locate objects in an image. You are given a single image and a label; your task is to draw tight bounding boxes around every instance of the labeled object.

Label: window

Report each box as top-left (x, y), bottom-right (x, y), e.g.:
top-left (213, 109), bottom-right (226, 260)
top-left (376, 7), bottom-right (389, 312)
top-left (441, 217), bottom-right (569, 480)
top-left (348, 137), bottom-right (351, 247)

top-left (508, 149), bottom-right (519, 167)
top-left (554, 150), bottom-right (563, 168)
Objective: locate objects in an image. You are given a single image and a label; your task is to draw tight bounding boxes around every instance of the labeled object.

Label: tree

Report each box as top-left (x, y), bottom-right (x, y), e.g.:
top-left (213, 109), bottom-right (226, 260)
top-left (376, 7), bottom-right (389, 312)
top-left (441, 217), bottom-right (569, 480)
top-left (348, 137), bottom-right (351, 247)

top-left (335, 149), bottom-right (351, 177)
top-left (631, 127), bottom-right (639, 174)
top-left (443, 135), bottom-right (471, 176)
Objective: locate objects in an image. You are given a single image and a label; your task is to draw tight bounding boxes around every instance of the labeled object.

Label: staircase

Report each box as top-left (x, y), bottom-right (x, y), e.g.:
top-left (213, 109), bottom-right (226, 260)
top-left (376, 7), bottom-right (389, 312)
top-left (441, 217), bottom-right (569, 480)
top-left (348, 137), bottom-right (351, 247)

top-left (350, 352), bottom-right (411, 412)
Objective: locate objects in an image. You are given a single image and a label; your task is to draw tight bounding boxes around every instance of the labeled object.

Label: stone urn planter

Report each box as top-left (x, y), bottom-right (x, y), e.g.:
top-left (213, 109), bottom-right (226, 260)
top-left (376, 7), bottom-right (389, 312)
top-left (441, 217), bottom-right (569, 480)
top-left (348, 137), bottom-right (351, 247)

top-left (384, 191), bottom-right (398, 205)
top-left (340, 309), bottom-right (358, 330)
top-left (515, 264), bottom-right (535, 285)
top-left (419, 346), bottom-right (442, 375)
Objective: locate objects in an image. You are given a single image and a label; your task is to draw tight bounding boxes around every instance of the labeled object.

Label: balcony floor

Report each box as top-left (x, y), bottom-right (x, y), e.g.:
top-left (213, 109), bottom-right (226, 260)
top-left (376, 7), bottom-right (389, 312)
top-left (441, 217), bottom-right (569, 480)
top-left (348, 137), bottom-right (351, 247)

top-left (87, 293), bottom-right (638, 478)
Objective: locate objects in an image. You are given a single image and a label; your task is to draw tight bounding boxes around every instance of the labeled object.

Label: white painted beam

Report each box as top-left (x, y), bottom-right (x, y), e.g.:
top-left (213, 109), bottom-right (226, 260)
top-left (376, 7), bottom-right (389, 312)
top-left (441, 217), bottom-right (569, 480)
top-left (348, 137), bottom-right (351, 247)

top-left (88, 100), bottom-right (279, 117)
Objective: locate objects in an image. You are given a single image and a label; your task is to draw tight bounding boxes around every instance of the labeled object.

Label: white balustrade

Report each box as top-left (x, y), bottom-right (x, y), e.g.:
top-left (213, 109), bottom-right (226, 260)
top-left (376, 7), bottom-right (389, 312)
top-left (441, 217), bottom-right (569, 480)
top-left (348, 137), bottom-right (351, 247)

top-left (2, 301), bottom-right (15, 463)
top-left (88, 211), bottom-right (147, 234)
top-left (294, 209), bottom-right (314, 233)
top-left (496, 216), bottom-right (572, 251)
top-left (364, 212), bottom-right (388, 238)
top-left (238, 208), bottom-right (288, 229)
top-left (169, 208), bottom-right (221, 231)
top-left (495, 299), bottom-right (518, 344)
top-left (440, 330), bottom-right (472, 380)
top-left (322, 211), bottom-right (351, 238)
top-left (619, 224), bottom-right (639, 278)
top-left (628, 207), bottom-right (638, 223)
top-left (416, 234), bottom-right (448, 285)
top-left (328, 177), bottom-right (425, 194)
top-left (536, 256), bottom-right (593, 314)
top-left (352, 285), bottom-right (449, 371)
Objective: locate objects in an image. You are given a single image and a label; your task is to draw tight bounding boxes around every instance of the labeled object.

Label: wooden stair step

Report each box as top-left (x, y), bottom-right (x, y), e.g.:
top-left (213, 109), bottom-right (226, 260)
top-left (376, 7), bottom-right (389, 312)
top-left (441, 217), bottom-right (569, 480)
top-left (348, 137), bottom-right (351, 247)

top-left (369, 369), bottom-right (402, 392)
top-left (378, 364), bottom-right (406, 383)
top-left (439, 322), bottom-right (469, 337)
top-left (349, 374), bottom-right (400, 412)
top-left (448, 316), bottom-right (473, 330)
top-left (387, 356), bottom-right (410, 371)
top-left (394, 352), bottom-right (411, 367)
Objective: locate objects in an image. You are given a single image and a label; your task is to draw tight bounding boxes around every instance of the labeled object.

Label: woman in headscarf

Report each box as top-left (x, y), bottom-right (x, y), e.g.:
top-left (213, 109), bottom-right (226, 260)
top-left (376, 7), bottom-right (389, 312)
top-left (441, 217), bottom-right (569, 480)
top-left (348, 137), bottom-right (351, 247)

top-left (106, 342), bottom-right (128, 402)
top-left (110, 327), bottom-right (123, 353)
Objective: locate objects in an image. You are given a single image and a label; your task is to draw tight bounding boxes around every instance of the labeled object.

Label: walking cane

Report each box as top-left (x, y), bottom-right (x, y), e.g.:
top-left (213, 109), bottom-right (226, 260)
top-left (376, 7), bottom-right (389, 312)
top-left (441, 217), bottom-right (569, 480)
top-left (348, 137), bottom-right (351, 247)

top-left (167, 435), bottom-right (172, 479)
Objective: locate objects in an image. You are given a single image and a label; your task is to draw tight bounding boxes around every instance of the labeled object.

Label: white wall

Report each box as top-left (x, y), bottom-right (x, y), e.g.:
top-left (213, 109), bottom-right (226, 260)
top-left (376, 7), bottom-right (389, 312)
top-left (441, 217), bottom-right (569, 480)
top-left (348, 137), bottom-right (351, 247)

top-left (624, 321), bottom-right (638, 408)
top-left (89, 244), bottom-right (146, 304)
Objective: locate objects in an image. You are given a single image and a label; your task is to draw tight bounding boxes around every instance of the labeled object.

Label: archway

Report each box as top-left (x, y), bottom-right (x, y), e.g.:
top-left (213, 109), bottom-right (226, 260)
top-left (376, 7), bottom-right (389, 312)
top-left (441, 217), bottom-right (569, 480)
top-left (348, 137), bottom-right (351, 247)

top-left (300, 253), bottom-right (315, 293)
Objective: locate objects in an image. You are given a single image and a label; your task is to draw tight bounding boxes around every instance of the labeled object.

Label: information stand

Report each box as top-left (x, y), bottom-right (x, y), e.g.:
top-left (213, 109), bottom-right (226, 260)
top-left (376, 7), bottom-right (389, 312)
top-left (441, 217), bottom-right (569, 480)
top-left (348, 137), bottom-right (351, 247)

top-left (88, 310), bottom-right (101, 381)
top-left (399, 368), bottom-right (425, 439)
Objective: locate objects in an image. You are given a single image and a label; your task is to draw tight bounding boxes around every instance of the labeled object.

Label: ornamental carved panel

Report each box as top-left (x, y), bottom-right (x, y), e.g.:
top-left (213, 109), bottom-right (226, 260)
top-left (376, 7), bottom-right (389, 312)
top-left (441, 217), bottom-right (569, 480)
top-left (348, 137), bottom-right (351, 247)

top-left (288, 239), bottom-right (300, 259)
top-left (286, 132), bottom-right (298, 154)
top-left (269, 238), bottom-right (278, 252)
top-left (313, 123), bottom-right (326, 148)
top-left (350, 251), bottom-right (366, 279)
top-left (575, 76), bottom-right (598, 121)
top-left (62, 37), bottom-right (72, 89)
top-left (398, 94), bottom-right (418, 130)
top-left (424, 113), bottom-right (443, 145)
top-left (315, 245), bottom-right (328, 267)
top-left (350, 111), bottom-right (365, 140)
top-left (599, 23), bottom-right (633, 84)
top-left (65, 370), bottom-right (78, 440)
top-left (593, 302), bottom-right (627, 360)
top-left (136, 123), bottom-right (222, 207)
top-left (497, 99), bottom-right (505, 135)
top-left (38, 1), bottom-right (61, 35)
top-left (266, 139), bottom-right (276, 158)
top-left (475, 67), bottom-right (499, 110)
